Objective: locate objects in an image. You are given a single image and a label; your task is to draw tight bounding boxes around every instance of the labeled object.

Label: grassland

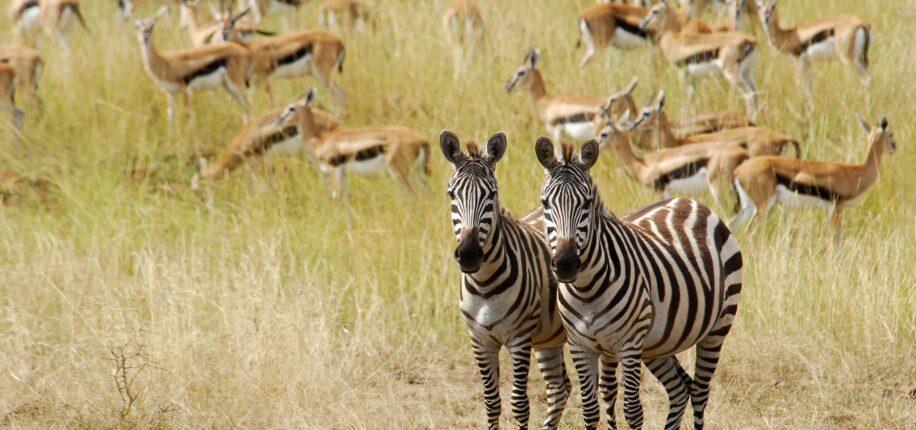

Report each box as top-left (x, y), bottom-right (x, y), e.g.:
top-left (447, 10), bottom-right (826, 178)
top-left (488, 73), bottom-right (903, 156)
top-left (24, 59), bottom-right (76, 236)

top-left (0, 0), bottom-right (913, 428)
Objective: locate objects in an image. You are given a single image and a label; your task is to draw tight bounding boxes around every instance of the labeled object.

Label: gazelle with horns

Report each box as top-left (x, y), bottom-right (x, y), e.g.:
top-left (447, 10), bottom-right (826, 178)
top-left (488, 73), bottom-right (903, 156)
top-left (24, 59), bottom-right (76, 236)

top-left (639, 2), bottom-right (760, 119)
top-left (192, 91), bottom-right (339, 192)
top-left (629, 90), bottom-right (794, 155)
top-left (505, 49), bottom-right (637, 151)
top-left (218, 10), bottom-right (347, 110)
top-left (273, 89), bottom-right (430, 199)
top-left (756, 0), bottom-right (872, 110)
top-left (597, 109), bottom-right (751, 206)
top-left (442, 0), bottom-right (484, 46)
top-left (731, 116), bottom-right (895, 239)
top-left (178, 0), bottom-right (272, 48)
top-left (0, 44), bottom-right (43, 110)
top-left (133, 6), bottom-right (252, 133)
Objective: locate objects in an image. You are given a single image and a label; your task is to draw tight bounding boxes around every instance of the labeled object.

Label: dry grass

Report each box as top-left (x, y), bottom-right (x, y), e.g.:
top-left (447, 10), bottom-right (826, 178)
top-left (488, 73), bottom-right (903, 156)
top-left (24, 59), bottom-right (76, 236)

top-left (1, 0), bottom-right (914, 428)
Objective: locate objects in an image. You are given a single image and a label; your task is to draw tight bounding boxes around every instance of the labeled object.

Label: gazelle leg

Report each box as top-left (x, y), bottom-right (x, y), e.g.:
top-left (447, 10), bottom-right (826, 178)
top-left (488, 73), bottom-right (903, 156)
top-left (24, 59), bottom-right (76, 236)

top-left (166, 92), bottom-right (177, 135)
top-left (535, 346), bottom-right (570, 430)
top-left (798, 58), bottom-right (814, 113)
top-left (225, 80), bottom-right (250, 122)
top-left (725, 69), bottom-right (757, 121)
top-left (578, 20), bottom-right (597, 68)
top-left (829, 205), bottom-right (843, 244)
top-left (183, 90), bottom-right (194, 129)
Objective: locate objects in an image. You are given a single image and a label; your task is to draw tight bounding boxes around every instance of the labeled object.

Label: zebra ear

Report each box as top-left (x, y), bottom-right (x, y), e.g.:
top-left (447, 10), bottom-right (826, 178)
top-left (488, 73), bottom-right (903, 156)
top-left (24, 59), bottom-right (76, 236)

top-left (439, 130), bottom-right (465, 165)
top-left (485, 132), bottom-right (507, 166)
top-left (579, 140), bottom-right (600, 170)
top-left (535, 136), bottom-right (557, 169)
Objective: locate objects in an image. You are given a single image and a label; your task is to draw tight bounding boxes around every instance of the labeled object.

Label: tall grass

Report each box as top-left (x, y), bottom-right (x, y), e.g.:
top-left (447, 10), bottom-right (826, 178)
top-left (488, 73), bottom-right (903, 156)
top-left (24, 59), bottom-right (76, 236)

top-left (0, 0), bottom-right (913, 428)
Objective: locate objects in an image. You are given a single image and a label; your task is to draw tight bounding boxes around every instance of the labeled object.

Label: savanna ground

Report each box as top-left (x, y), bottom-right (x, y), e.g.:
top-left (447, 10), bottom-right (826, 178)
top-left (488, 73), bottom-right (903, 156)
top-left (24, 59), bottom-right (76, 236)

top-left (0, 0), bottom-right (913, 428)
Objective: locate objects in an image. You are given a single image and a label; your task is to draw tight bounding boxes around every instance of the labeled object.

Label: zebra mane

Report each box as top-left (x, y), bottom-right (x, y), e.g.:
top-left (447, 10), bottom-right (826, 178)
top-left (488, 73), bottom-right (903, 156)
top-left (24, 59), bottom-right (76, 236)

top-left (561, 142), bottom-right (575, 165)
top-left (466, 142), bottom-right (481, 158)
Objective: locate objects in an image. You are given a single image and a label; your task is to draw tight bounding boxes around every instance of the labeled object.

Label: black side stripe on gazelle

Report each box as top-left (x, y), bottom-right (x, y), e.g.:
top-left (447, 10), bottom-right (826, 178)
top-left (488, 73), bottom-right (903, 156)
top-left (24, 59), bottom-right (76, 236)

top-left (276, 45), bottom-right (312, 68)
top-left (549, 112), bottom-right (596, 127)
top-left (327, 145), bottom-right (385, 167)
top-left (676, 49), bottom-right (720, 67)
top-left (652, 159), bottom-right (708, 191)
top-left (252, 126), bottom-right (299, 155)
top-left (616, 19), bottom-right (651, 40)
top-left (181, 58), bottom-right (228, 85)
top-left (793, 28), bottom-right (836, 56)
top-left (776, 174), bottom-right (846, 202)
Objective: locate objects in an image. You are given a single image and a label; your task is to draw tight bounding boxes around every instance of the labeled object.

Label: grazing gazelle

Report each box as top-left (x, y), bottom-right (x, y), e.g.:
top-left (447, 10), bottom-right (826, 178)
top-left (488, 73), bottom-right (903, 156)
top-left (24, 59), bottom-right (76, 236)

top-left (0, 63), bottom-right (25, 146)
top-left (192, 92), bottom-right (338, 191)
top-left (576, 2), bottom-right (652, 67)
top-left (731, 116), bottom-right (896, 239)
top-left (629, 91), bottom-right (797, 156)
top-left (598, 109), bottom-right (750, 205)
top-left (178, 0), bottom-right (270, 47)
top-left (535, 137), bottom-right (742, 430)
top-left (218, 11), bottom-right (347, 109)
top-left (274, 89), bottom-right (430, 199)
top-left (441, 130), bottom-right (571, 430)
top-left (0, 44), bottom-right (43, 110)
top-left (639, 2), bottom-right (760, 119)
top-left (504, 49), bottom-right (635, 151)
top-left (319, 0), bottom-right (371, 32)
top-left (756, 0), bottom-right (872, 109)
top-left (442, 0), bottom-right (484, 46)
top-left (133, 6), bottom-right (252, 133)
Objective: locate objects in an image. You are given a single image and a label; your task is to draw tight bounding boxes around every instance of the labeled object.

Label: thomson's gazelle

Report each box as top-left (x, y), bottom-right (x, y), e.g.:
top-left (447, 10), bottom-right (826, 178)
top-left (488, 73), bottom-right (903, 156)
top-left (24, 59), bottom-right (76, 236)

top-left (133, 6), bottom-right (252, 133)
top-left (274, 89), bottom-right (430, 199)
top-left (0, 44), bottom-right (43, 110)
top-left (178, 0), bottom-right (270, 47)
top-left (442, 0), bottom-right (484, 45)
top-left (319, 0), bottom-right (371, 32)
top-left (8, 0), bottom-right (88, 51)
top-left (504, 49), bottom-right (635, 152)
top-left (640, 2), bottom-right (760, 119)
top-left (731, 116), bottom-right (895, 239)
top-left (577, 2), bottom-right (652, 67)
top-left (756, 0), bottom-right (872, 109)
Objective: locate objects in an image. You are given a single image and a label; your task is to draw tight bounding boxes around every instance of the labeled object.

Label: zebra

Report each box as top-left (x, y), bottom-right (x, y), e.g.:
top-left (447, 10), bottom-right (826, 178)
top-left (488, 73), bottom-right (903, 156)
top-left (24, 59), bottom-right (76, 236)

top-left (533, 137), bottom-right (743, 430)
top-left (440, 130), bottom-right (571, 430)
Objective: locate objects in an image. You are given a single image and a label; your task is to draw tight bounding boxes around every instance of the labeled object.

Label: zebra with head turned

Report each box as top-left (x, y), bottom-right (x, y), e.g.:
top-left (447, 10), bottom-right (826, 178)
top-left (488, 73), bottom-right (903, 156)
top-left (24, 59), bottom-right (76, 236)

top-left (440, 130), bottom-right (570, 430)
top-left (534, 137), bottom-right (743, 430)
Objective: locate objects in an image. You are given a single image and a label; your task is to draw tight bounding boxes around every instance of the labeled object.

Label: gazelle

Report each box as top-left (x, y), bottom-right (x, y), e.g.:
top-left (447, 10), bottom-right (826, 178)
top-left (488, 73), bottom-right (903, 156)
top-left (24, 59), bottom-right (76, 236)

top-left (192, 92), bottom-right (339, 190)
top-left (8, 0), bottom-right (88, 50)
top-left (133, 6), bottom-right (252, 133)
top-left (442, 0), bottom-right (484, 46)
top-left (0, 63), bottom-right (25, 147)
top-left (218, 11), bottom-right (347, 110)
top-left (631, 91), bottom-right (801, 158)
top-left (0, 44), bottom-right (43, 110)
top-left (319, 0), bottom-right (371, 32)
top-left (756, 0), bottom-right (872, 109)
top-left (244, 0), bottom-right (300, 24)
top-left (731, 116), bottom-right (895, 239)
top-left (504, 49), bottom-right (635, 152)
top-left (178, 0), bottom-right (271, 47)
top-left (639, 2), bottom-right (760, 119)
top-left (577, 2), bottom-right (652, 67)
top-left (8, 0), bottom-right (43, 43)
top-left (274, 89), bottom-right (430, 199)
top-left (597, 110), bottom-right (750, 206)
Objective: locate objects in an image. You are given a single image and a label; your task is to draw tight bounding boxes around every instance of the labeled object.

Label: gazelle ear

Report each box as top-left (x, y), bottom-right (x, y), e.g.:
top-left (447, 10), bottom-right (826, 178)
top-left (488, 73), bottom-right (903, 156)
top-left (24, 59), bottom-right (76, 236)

top-left (485, 132), bottom-right (508, 166)
top-left (529, 49), bottom-right (540, 68)
top-left (856, 113), bottom-right (871, 133)
top-left (303, 88), bottom-right (317, 107)
top-left (579, 140), bottom-right (600, 171)
top-left (623, 76), bottom-right (638, 95)
top-left (618, 109), bottom-right (631, 129)
top-left (656, 90), bottom-right (666, 110)
top-left (232, 7), bottom-right (250, 23)
top-left (879, 117), bottom-right (889, 131)
top-left (535, 136), bottom-right (558, 170)
top-left (439, 130), bottom-right (465, 165)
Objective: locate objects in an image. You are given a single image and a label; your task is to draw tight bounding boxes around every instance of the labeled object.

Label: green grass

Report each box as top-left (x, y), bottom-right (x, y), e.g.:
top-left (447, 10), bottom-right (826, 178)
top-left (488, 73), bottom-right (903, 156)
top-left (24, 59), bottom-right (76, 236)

top-left (1, 0), bottom-right (913, 428)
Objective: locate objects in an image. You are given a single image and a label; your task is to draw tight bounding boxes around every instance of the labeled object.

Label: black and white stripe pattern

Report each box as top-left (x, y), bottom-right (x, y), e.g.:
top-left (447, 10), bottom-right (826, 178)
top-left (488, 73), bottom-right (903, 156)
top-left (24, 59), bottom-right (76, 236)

top-left (535, 138), bottom-right (742, 430)
top-left (441, 131), bottom-right (570, 430)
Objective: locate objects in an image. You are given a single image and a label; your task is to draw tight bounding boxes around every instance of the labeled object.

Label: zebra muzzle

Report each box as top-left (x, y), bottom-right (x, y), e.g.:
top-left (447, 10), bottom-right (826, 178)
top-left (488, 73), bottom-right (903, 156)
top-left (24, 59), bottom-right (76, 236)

top-left (455, 228), bottom-right (483, 273)
top-left (553, 238), bottom-right (580, 283)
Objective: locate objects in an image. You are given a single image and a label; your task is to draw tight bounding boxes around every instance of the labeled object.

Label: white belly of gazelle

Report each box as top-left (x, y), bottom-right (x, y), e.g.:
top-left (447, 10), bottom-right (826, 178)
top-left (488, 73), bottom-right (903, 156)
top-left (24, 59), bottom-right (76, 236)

top-left (803, 37), bottom-right (836, 61)
top-left (187, 68), bottom-right (227, 90)
top-left (558, 121), bottom-right (597, 141)
top-left (612, 28), bottom-right (648, 49)
top-left (272, 55), bottom-right (311, 79)
top-left (687, 61), bottom-right (722, 78)
top-left (665, 168), bottom-right (709, 195)
top-left (343, 153), bottom-right (387, 176)
top-left (268, 136), bottom-right (304, 155)
top-left (776, 184), bottom-right (835, 212)
top-left (18, 7), bottom-right (41, 31)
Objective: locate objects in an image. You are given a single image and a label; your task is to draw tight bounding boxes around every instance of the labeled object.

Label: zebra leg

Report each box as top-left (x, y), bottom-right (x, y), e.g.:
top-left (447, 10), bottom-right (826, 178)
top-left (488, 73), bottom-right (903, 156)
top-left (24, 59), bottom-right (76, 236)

top-left (691, 303), bottom-right (739, 428)
top-left (620, 349), bottom-right (644, 429)
top-left (599, 354), bottom-right (619, 430)
top-left (507, 340), bottom-right (533, 429)
top-left (535, 346), bottom-right (570, 430)
top-left (645, 357), bottom-right (691, 430)
top-left (471, 340), bottom-right (502, 430)
top-left (570, 343), bottom-right (601, 430)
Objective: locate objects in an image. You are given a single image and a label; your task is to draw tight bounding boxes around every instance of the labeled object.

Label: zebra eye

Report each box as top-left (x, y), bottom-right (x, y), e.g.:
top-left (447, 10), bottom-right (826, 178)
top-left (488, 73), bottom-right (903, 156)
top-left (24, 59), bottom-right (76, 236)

top-left (540, 198), bottom-right (549, 208)
top-left (447, 190), bottom-right (456, 199)
top-left (487, 190), bottom-right (497, 200)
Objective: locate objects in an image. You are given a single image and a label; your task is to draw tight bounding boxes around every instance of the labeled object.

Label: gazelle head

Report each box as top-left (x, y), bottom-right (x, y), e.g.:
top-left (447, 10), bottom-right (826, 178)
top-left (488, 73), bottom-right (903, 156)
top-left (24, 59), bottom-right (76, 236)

top-left (535, 137), bottom-right (601, 283)
top-left (440, 130), bottom-right (508, 274)
top-left (118, 0), bottom-right (135, 21)
top-left (639, 2), bottom-right (677, 33)
top-left (216, 0), bottom-right (251, 41)
top-left (757, 0), bottom-right (778, 43)
top-left (601, 76), bottom-right (639, 115)
top-left (504, 49), bottom-right (540, 93)
top-left (627, 90), bottom-right (665, 132)
top-left (132, 6), bottom-right (169, 45)
top-left (275, 88), bottom-right (318, 135)
top-left (858, 115), bottom-right (896, 156)
top-left (596, 109), bottom-right (631, 149)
